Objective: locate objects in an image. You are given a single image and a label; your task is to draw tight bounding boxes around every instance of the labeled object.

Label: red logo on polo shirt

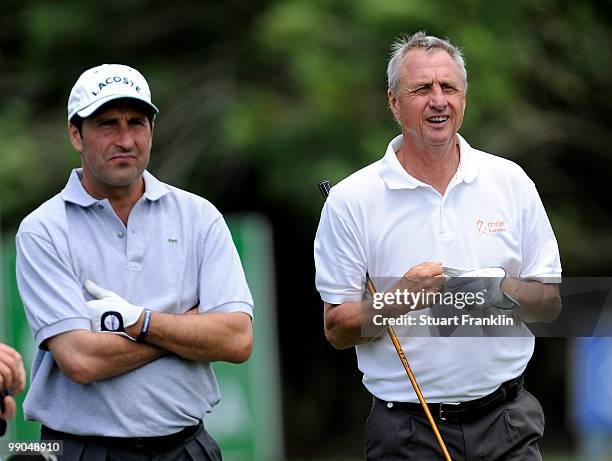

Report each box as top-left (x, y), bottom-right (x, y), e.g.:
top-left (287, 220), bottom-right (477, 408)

top-left (477, 219), bottom-right (507, 235)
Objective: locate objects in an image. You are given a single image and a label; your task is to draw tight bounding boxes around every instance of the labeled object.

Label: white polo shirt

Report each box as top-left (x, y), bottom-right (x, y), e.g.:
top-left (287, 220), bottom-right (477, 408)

top-left (314, 134), bottom-right (561, 403)
top-left (16, 169), bottom-right (253, 436)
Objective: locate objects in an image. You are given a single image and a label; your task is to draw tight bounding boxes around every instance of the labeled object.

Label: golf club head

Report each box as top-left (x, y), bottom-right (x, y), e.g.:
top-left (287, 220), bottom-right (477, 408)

top-left (318, 180), bottom-right (332, 200)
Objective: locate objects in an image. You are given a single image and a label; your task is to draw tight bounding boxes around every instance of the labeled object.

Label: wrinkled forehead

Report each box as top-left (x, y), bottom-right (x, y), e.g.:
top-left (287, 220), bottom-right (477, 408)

top-left (87, 97), bottom-right (155, 120)
top-left (400, 48), bottom-right (464, 85)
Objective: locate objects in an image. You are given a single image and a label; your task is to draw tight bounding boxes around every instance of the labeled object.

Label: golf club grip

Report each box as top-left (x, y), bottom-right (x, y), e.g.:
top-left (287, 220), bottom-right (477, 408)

top-left (0, 389), bottom-right (8, 412)
top-left (0, 389), bottom-right (9, 436)
top-left (317, 180), bottom-right (453, 461)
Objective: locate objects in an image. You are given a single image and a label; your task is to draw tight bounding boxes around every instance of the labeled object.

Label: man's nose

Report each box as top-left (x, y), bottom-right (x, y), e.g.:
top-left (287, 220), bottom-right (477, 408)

top-left (115, 123), bottom-right (135, 149)
top-left (428, 85), bottom-right (447, 110)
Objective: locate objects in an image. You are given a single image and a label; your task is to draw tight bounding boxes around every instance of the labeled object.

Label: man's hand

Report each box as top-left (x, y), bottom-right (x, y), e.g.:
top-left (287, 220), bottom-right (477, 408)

top-left (398, 261), bottom-right (446, 309)
top-left (373, 261), bottom-right (446, 312)
top-left (323, 262), bottom-right (445, 349)
top-left (0, 343), bottom-right (26, 421)
top-left (85, 280), bottom-right (145, 340)
top-left (444, 267), bottom-right (518, 310)
top-left (1, 389), bottom-right (15, 422)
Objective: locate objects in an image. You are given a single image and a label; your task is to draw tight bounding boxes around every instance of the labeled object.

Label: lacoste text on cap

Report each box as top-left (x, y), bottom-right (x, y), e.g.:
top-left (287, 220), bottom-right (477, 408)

top-left (67, 64), bottom-right (159, 121)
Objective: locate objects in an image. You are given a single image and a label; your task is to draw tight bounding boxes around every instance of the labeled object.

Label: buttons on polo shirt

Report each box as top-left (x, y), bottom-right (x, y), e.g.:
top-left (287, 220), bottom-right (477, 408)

top-left (97, 204), bottom-right (104, 209)
top-left (387, 402), bottom-right (394, 409)
top-left (117, 231), bottom-right (125, 238)
top-left (128, 262), bottom-right (142, 271)
top-left (439, 232), bottom-right (455, 241)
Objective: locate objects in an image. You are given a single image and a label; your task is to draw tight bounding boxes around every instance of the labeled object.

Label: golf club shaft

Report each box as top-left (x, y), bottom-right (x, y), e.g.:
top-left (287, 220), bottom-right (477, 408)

top-left (318, 180), bottom-right (452, 461)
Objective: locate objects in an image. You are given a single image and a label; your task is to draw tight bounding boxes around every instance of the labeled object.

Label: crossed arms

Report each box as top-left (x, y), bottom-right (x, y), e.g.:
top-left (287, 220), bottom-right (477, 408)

top-left (17, 217), bottom-right (253, 386)
top-left (47, 307), bottom-right (252, 384)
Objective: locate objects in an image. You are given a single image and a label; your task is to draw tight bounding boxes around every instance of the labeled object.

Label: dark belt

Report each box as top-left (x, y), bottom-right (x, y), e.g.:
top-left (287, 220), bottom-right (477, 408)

top-left (42, 421), bottom-right (201, 452)
top-left (377, 374), bottom-right (524, 423)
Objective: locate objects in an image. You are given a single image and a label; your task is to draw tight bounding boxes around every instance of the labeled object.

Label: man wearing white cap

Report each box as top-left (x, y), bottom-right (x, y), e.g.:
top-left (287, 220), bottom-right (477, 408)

top-left (15, 64), bottom-right (254, 460)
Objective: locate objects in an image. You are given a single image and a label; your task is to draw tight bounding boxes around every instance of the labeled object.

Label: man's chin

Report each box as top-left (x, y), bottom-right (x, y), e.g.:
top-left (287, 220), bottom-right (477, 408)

top-left (410, 126), bottom-right (457, 148)
top-left (104, 170), bottom-right (145, 188)
top-left (425, 135), bottom-right (455, 148)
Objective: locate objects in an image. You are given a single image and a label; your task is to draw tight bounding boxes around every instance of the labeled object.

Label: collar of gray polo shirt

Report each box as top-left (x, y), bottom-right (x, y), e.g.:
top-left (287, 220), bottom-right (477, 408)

top-left (61, 169), bottom-right (170, 207)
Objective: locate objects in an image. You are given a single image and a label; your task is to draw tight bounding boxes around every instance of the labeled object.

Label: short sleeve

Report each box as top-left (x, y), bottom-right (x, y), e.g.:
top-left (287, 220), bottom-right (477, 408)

top-left (520, 180), bottom-right (562, 282)
top-left (16, 232), bottom-right (90, 349)
top-left (314, 198), bottom-right (367, 304)
top-left (198, 217), bottom-right (253, 317)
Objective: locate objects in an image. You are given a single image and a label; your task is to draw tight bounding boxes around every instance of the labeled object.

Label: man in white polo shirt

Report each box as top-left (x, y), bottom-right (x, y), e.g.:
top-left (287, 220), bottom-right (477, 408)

top-left (16, 64), bottom-right (253, 460)
top-left (315, 32), bottom-right (561, 460)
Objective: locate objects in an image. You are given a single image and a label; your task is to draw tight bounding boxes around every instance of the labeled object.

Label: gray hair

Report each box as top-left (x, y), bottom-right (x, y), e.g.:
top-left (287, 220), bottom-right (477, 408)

top-left (387, 31), bottom-right (468, 96)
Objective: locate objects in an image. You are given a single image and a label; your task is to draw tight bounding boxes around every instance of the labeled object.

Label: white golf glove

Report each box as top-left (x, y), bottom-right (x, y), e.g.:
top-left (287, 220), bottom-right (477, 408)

top-left (84, 280), bottom-right (145, 340)
top-left (444, 267), bottom-right (519, 310)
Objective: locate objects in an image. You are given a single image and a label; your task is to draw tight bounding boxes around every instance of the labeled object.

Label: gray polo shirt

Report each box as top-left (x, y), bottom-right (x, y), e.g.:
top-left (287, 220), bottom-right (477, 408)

top-left (16, 169), bottom-right (253, 437)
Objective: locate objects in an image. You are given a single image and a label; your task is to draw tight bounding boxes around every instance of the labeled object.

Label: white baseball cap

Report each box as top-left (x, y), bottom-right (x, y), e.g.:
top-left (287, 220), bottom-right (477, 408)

top-left (67, 64), bottom-right (159, 121)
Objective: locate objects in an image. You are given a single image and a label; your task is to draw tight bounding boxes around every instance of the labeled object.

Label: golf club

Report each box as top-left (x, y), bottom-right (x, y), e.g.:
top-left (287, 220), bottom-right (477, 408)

top-left (318, 180), bottom-right (452, 461)
top-left (0, 389), bottom-right (9, 436)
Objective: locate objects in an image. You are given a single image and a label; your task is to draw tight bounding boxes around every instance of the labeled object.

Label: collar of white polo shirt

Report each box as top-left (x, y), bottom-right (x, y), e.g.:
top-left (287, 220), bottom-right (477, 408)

top-left (60, 168), bottom-right (170, 207)
top-left (378, 133), bottom-right (480, 190)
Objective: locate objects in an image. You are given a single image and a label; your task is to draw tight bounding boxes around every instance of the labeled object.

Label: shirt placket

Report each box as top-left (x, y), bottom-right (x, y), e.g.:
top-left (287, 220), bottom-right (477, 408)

top-left (93, 200), bottom-right (129, 256)
top-left (126, 200), bottom-right (146, 271)
top-left (439, 183), bottom-right (458, 244)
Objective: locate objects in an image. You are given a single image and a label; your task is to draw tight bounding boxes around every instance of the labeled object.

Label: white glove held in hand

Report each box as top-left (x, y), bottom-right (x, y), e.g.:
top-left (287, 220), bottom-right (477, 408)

top-left (444, 267), bottom-right (519, 310)
top-left (85, 279), bottom-right (145, 340)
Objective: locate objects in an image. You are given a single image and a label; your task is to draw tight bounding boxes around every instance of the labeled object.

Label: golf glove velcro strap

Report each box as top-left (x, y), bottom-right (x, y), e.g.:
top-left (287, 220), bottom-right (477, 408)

top-left (444, 267), bottom-right (519, 310)
top-left (85, 279), bottom-right (145, 341)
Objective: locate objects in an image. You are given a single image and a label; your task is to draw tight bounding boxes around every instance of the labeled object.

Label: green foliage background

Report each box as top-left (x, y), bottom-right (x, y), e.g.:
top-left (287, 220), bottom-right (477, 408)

top-left (2, 0), bottom-right (611, 276)
top-left (1, 0), bottom-right (611, 457)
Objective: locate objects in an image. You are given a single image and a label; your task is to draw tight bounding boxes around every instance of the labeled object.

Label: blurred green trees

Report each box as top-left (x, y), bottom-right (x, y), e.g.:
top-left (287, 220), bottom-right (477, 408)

top-left (1, 0), bottom-right (610, 273)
